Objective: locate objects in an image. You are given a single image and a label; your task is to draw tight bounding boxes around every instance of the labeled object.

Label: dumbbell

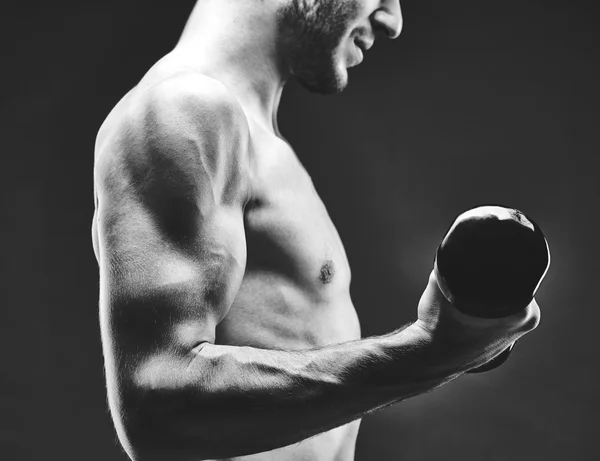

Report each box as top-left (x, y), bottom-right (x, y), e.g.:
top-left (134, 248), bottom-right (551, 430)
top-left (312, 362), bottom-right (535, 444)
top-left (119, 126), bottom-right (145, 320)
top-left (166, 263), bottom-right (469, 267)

top-left (433, 206), bottom-right (550, 373)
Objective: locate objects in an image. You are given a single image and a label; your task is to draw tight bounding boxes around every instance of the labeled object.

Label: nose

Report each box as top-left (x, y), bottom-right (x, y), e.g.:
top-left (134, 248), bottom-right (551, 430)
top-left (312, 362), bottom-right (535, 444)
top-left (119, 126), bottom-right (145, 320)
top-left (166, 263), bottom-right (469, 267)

top-left (372, 0), bottom-right (403, 39)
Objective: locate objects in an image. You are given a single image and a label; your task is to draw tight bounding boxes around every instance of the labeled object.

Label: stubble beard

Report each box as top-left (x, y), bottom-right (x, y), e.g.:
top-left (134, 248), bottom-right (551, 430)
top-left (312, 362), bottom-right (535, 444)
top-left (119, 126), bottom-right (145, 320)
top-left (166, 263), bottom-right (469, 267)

top-left (277, 0), bottom-right (360, 95)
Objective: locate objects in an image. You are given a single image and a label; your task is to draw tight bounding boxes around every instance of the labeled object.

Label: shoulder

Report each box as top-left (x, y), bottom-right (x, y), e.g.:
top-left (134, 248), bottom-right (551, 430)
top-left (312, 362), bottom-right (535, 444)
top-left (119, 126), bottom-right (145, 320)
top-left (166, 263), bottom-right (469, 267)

top-left (131, 72), bottom-right (251, 164)
top-left (95, 72), bottom-right (251, 205)
top-left (97, 72), bottom-right (249, 149)
top-left (139, 72), bottom-right (249, 135)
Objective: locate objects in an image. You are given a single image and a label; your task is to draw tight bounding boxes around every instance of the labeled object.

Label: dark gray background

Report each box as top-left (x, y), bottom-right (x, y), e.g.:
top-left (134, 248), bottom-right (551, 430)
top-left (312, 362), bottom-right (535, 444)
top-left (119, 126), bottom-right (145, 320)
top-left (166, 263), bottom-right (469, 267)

top-left (3, 1), bottom-right (598, 460)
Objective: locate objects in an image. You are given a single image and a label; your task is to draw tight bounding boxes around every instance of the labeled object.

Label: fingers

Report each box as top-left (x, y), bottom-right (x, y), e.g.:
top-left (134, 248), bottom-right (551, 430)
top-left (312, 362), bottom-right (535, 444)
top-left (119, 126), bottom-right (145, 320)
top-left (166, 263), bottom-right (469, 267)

top-left (418, 270), bottom-right (541, 345)
top-left (515, 298), bottom-right (541, 334)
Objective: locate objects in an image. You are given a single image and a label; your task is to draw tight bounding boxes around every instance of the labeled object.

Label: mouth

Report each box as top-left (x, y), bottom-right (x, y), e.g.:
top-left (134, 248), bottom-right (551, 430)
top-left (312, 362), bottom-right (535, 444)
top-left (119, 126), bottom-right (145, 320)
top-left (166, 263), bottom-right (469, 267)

top-left (350, 36), bottom-right (373, 67)
top-left (352, 41), bottom-right (363, 65)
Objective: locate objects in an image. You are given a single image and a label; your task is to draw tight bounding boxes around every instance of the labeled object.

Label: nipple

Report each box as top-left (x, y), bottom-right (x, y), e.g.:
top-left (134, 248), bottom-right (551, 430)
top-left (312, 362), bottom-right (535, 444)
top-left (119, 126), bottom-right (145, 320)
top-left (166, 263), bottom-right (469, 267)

top-left (319, 260), bottom-right (335, 284)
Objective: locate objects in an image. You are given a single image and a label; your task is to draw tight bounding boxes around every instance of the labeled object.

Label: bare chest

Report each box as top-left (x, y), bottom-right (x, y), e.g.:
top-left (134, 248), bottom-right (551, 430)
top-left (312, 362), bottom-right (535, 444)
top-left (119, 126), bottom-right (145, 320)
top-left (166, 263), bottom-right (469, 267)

top-left (216, 131), bottom-right (360, 350)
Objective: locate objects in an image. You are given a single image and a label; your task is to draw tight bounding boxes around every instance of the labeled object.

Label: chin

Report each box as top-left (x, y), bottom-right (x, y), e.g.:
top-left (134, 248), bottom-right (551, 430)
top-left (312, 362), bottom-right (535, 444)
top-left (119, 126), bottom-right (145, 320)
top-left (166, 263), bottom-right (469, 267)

top-left (296, 73), bottom-right (348, 95)
top-left (277, 0), bottom-right (358, 95)
top-left (294, 56), bottom-right (349, 95)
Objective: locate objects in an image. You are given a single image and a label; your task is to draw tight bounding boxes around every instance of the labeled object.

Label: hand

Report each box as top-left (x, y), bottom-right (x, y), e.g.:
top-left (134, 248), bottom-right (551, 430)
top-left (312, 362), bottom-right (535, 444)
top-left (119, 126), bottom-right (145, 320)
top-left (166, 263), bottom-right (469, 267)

top-left (415, 270), bottom-right (541, 373)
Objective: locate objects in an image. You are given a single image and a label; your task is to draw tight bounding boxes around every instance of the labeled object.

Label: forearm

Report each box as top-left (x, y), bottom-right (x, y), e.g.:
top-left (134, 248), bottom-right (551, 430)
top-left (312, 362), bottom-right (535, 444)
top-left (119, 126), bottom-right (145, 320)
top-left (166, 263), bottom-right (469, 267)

top-left (127, 323), bottom-right (462, 460)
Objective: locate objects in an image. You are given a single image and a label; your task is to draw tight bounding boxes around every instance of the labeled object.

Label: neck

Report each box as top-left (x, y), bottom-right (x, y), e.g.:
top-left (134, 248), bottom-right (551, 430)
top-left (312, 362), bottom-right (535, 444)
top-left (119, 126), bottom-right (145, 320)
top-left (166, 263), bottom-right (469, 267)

top-left (172, 0), bottom-right (288, 135)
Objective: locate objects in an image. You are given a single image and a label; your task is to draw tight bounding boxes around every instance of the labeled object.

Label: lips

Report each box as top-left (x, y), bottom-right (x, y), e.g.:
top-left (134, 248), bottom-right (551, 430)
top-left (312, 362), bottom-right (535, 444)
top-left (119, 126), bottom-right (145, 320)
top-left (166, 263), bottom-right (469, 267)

top-left (349, 36), bottom-right (373, 67)
top-left (354, 42), bottom-right (363, 63)
top-left (354, 37), bottom-right (374, 52)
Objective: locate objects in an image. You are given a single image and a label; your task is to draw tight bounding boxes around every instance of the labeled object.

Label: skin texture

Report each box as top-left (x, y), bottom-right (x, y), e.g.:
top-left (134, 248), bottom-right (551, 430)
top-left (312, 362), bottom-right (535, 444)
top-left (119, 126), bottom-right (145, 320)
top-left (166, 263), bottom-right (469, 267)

top-left (93, 2), bottom-right (539, 461)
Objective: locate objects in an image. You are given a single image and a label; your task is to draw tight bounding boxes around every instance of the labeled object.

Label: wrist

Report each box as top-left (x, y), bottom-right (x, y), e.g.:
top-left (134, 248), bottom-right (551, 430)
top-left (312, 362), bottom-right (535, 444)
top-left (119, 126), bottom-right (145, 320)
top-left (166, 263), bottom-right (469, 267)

top-left (379, 323), bottom-right (464, 390)
top-left (413, 318), bottom-right (511, 376)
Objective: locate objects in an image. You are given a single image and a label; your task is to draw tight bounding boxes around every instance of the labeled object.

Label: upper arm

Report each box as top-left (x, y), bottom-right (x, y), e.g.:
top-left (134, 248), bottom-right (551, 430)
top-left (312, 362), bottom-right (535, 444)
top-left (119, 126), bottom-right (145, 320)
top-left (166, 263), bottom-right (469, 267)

top-left (94, 74), bottom-right (251, 399)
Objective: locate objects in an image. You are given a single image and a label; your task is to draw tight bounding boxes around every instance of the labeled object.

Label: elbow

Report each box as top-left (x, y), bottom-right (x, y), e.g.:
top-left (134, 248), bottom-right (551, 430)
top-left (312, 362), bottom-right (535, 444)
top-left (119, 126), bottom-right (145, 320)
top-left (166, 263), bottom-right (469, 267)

top-left (109, 381), bottom-right (213, 461)
top-left (123, 434), bottom-right (199, 461)
top-left (107, 348), bottom-right (221, 460)
top-left (114, 397), bottom-right (211, 461)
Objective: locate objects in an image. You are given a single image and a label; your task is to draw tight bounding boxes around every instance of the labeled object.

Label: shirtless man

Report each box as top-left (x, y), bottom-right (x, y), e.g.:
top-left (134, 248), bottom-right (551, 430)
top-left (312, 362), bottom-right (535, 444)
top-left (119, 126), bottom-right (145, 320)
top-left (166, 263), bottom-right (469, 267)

top-left (91, 1), bottom-right (541, 460)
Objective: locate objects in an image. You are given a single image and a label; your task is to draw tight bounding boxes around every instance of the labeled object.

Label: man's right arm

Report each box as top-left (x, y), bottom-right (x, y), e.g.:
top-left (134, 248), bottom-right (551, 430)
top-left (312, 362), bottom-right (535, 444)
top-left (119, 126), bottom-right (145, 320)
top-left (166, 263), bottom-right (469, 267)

top-left (94, 74), bottom-right (539, 461)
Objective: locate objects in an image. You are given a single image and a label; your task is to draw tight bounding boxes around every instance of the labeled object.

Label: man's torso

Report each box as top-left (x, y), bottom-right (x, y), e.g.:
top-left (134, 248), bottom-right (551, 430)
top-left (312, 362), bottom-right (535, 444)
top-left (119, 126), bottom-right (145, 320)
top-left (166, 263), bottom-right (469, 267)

top-left (94, 55), bottom-right (363, 461)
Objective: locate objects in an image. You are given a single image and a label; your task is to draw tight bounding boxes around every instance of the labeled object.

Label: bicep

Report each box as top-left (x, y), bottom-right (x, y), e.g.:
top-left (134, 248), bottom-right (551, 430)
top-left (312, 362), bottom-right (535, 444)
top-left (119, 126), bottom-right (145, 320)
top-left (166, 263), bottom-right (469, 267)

top-left (96, 195), bottom-right (246, 361)
top-left (95, 186), bottom-right (246, 455)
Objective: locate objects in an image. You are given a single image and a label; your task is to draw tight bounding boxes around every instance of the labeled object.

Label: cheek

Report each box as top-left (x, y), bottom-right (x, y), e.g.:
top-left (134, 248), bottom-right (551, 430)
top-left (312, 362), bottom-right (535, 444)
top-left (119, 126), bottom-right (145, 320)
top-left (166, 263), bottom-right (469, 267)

top-left (317, 0), bottom-right (361, 36)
